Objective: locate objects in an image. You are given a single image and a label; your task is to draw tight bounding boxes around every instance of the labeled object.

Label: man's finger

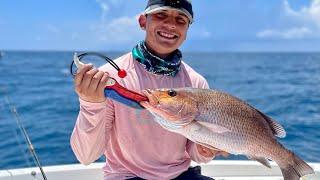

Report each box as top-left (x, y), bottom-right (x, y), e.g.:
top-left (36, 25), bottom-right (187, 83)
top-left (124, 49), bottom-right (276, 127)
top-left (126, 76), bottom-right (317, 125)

top-left (74, 64), bottom-right (93, 86)
top-left (208, 147), bottom-right (221, 151)
top-left (81, 68), bottom-right (99, 90)
top-left (89, 71), bottom-right (105, 92)
top-left (219, 151), bottom-right (230, 157)
top-left (97, 72), bottom-right (110, 92)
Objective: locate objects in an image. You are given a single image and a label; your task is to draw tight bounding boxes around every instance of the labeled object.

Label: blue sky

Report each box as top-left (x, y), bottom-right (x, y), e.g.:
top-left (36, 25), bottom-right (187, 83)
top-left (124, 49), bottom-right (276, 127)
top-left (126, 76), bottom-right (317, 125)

top-left (0, 0), bottom-right (319, 52)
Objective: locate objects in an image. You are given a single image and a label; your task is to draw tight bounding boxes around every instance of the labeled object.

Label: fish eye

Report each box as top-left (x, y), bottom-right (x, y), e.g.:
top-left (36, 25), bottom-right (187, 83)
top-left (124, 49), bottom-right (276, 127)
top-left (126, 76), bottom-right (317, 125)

top-left (167, 89), bottom-right (177, 97)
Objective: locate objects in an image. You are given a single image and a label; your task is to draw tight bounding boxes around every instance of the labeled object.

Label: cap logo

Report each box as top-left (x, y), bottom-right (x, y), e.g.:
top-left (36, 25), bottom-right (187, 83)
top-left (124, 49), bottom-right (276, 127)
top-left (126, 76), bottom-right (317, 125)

top-left (164, 0), bottom-right (182, 8)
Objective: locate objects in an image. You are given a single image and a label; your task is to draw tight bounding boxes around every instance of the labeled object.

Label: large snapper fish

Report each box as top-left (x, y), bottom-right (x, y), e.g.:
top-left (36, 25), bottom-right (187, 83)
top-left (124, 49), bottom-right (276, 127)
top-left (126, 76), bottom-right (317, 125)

top-left (140, 88), bottom-right (314, 180)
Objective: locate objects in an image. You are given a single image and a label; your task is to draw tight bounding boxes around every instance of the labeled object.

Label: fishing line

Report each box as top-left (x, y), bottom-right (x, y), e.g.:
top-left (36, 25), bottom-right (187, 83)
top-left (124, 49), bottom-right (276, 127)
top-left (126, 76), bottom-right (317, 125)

top-left (1, 86), bottom-right (47, 180)
top-left (0, 96), bottom-right (33, 168)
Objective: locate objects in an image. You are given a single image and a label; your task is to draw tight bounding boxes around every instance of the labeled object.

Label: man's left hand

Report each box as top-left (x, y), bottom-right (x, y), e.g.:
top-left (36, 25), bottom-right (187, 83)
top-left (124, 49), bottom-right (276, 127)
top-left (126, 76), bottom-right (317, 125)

top-left (196, 144), bottom-right (229, 158)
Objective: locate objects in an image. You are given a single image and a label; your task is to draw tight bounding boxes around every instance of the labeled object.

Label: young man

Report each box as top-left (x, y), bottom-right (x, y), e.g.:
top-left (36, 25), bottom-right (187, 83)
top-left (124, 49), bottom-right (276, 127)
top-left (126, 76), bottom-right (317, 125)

top-left (71, 0), bottom-right (227, 179)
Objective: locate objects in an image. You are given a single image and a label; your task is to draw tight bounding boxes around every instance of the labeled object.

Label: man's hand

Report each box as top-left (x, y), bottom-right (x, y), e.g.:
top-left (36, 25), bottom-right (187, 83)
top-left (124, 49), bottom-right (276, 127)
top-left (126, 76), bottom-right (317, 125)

top-left (74, 64), bottom-right (109, 103)
top-left (196, 144), bottom-right (229, 158)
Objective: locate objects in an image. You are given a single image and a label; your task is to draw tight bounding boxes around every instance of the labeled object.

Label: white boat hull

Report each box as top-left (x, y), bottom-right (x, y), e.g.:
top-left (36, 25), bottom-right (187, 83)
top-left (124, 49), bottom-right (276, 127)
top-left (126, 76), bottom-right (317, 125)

top-left (0, 160), bottom-right (319, 180)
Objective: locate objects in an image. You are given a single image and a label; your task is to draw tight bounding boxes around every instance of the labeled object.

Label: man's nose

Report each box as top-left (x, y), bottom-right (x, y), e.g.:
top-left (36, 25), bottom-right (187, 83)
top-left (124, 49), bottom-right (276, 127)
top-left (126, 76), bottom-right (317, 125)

top-left (163, 17), bottom-right (177, 29)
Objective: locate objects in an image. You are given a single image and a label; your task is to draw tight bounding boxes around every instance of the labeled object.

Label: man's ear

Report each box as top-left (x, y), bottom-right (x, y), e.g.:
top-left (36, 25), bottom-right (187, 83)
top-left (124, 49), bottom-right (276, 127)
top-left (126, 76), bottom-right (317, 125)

top-left (138, 14), bottom-right (147, 30)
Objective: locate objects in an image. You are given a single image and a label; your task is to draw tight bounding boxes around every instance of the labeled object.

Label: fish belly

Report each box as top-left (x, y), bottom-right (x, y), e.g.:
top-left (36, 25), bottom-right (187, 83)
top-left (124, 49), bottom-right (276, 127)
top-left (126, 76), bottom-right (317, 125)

top-left (177, 121), bottom-right (248, 155)
top-left (178, 121), bottom-right (282, 158)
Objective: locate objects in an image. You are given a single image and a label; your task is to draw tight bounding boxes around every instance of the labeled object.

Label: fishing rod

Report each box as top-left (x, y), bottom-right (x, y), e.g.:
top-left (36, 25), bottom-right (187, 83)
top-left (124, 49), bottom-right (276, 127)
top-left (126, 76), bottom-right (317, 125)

top-left (1, 87), bottom-right (47, 180)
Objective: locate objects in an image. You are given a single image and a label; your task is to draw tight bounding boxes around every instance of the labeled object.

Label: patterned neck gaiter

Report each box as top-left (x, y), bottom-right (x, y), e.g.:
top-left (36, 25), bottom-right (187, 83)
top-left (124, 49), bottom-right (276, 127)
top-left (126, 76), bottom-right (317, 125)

top-left (132, 41), bottom-right (182, 77)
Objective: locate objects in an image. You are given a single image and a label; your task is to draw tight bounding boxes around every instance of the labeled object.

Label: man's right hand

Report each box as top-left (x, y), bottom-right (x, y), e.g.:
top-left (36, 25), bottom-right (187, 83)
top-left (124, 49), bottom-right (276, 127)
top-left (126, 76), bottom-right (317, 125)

top-left (74, 64), bottom-right (110, 103)
top-left (196, 144), bottom-right (229, 158)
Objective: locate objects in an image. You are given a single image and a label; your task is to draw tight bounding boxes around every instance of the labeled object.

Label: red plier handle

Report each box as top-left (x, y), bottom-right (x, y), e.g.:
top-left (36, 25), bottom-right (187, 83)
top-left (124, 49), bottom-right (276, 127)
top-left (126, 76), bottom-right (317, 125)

top-left (72, 52), bottom-right (148, 109)
top-left (105, 78), bottom-right (148, 102)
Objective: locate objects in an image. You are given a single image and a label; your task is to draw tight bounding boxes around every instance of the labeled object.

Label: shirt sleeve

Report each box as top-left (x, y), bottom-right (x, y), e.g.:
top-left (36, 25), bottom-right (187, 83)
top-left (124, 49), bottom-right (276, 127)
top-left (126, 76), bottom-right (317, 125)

top-left (199, 76), bottom-right (210, 89)
top-left (70, 98), bottom-right (114, 165)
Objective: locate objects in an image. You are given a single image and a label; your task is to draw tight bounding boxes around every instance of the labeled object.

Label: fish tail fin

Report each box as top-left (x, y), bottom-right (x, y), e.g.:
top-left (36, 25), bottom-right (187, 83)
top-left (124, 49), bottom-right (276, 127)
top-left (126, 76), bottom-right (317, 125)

top-left (279, 151), bottom-right (314, 180)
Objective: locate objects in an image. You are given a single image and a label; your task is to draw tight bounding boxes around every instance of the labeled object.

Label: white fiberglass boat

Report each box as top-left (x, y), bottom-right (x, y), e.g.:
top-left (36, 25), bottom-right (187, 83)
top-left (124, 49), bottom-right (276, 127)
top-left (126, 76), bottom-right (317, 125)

top-left (0, 160), bottom-right (319, 180)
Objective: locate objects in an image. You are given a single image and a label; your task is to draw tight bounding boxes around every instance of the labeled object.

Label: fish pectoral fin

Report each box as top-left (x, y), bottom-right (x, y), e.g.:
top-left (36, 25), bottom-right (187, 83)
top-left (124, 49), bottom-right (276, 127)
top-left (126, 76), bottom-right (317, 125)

top-left (197, 121), bottom-right (231, 133)
top-left (194, 141), bottom-right (221, 151)
top-left (247, 156), bottom-right (271, 168)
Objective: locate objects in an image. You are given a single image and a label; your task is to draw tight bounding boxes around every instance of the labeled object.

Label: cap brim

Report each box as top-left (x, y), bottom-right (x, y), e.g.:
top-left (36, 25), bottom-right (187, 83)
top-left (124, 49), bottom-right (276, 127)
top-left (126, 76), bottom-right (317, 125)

top-left (144, 6), bottom-right (193, 24)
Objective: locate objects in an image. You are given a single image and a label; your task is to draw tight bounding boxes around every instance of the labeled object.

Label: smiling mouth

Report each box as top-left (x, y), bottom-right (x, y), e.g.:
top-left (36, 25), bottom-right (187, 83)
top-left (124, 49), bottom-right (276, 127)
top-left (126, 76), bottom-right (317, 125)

top-left (157, 31), bottom-right (178, 40)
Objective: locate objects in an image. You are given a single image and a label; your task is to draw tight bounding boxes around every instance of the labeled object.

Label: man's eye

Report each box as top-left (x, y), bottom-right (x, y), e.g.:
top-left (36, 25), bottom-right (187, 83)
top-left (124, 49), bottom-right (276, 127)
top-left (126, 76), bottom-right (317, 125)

top-left (176, 17), bottom-right (187, 25)
top-left (156, 13), bottom-right (167, 18)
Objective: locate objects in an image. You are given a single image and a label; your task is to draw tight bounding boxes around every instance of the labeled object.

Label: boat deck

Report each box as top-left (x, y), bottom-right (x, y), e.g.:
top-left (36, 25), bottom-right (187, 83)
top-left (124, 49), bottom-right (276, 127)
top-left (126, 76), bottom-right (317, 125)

top-left (0, 160), bottom-right (319, 180)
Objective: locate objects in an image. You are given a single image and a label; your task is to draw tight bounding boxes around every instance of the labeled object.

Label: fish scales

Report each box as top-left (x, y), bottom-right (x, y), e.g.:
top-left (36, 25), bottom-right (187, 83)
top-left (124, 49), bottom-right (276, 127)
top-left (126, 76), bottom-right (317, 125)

top-left (191, 89), bottom-right (289, 157)
top-left (140, 88), bottom-right (315, 180)
top-left (194, 90), bottom-right (273, 137)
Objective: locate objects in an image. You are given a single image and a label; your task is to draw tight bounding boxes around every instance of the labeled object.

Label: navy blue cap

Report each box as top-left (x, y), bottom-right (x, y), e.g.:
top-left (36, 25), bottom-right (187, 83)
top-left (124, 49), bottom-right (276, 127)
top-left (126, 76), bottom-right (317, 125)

top-left (145, 0), bottom-right (194, 24)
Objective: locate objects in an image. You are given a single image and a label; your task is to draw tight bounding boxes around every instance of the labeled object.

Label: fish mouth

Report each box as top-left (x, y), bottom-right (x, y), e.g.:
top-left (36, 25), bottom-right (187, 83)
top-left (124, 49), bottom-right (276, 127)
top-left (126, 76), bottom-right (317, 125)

top-left (140, 89), bottom-right (189, 122)
top-left (141, 89), bottom-right (159, 107)
top-left (140, 89), bottom-right (179, 119)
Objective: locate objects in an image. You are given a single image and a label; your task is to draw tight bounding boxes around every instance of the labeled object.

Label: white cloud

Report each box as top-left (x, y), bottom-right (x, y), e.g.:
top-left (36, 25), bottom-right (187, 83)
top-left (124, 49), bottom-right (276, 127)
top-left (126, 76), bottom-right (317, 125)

top-left (71, 32), bottom-right (79, 40)
top-left (198, 28), bottom-right (212, 38)
top-left (95, 0), bottom-right (126, 22)
top-left (95, 0), bottom-right (110, 22)
top-left (91, 0), bottom-right (143, 45)
top-left (108, 0), bottom-right (125, 6)
top-left (257, 27), bottom-right (312, 39)
top-left (188, 26), bottom-right (212, 40)
top-left (46, 24), bottom-right (60, 34)
top-left (35, 36), bottom-right (42, 41)
top-left (284, 0), bottom-right (320, 27)
top-left (93, 15), bottom-right (143, 43)
top-left (283, 0), bottom-right (300, 17)
top-left (257, 0), bottom-right (320, 39)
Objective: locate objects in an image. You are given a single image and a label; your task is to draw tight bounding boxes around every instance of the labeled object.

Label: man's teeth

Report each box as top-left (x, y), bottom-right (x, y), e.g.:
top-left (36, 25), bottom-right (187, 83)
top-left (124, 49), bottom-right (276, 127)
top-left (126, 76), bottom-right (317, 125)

top-left (159, 32), bottom-right (175, 38)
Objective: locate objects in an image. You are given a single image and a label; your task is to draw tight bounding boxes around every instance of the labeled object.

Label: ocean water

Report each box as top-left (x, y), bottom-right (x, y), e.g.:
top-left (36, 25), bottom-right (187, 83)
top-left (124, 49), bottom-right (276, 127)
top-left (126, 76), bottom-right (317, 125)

top-left (0, 51), bottom-right (319, 170)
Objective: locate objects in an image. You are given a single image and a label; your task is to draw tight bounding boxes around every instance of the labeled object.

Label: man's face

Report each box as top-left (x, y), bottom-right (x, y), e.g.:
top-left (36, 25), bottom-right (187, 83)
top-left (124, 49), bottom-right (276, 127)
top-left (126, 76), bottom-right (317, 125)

top-left (139, 9), bottom-right (190, 57)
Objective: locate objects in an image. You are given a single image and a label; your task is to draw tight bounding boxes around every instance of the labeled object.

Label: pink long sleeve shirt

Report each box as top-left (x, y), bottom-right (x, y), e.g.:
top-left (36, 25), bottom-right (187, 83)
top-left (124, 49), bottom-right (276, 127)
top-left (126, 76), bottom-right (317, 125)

top-left (70, 52), bottom-right (213, 180)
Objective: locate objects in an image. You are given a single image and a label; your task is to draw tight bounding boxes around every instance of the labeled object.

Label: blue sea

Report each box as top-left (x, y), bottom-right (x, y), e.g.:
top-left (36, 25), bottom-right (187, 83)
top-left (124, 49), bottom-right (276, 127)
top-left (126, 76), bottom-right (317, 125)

top-left (0, 51), bottom-right (319, 170)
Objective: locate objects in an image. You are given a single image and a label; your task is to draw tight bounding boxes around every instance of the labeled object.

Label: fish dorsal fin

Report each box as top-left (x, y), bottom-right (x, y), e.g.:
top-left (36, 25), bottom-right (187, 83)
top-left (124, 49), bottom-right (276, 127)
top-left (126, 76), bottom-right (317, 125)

top-left (247, 156), bottom-right (271, 168)
top-left (197, 121), bottom-right (231, 134)
top-left (256, 110), bottom-right (286, 138)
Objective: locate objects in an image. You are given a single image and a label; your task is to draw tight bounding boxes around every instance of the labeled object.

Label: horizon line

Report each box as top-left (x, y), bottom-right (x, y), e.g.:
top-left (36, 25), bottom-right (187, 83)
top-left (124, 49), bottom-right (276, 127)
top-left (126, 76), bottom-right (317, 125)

top-left (1, 49), bottom-right (320, 54)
